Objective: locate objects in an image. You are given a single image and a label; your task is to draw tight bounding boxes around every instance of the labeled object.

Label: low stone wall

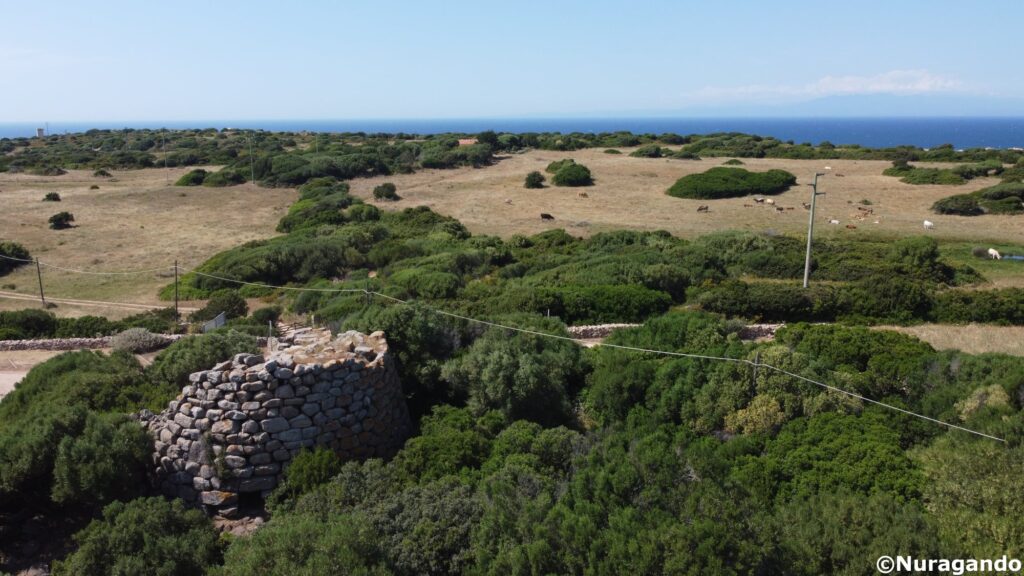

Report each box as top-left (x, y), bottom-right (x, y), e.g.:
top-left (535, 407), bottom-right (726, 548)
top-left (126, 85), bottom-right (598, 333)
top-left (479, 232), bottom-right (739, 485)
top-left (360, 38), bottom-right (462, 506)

top-left (0, 334), bottom-right (267, 351)
top-left (738, 323), bottom-right (785, 341)
top-left (142, 330), bottom-right (410, 515)
top-left (567, 324), bottom-right (641, 339)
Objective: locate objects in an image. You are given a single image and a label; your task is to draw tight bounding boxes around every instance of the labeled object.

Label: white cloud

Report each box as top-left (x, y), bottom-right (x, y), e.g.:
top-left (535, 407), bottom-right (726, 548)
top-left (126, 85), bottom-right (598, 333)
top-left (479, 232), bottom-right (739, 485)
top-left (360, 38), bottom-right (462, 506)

top-left (686, 70), bottom-right (964, 103)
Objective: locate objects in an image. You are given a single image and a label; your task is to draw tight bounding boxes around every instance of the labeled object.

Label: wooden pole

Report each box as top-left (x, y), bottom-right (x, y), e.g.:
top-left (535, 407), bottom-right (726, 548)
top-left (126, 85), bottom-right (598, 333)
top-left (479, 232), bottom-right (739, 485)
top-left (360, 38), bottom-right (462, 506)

top-left (751, 350), bottom-right (761, 394)
top-left (174, 260), bottom-right (179, 320)
top-left (35, 258), bottom-right (45, 307)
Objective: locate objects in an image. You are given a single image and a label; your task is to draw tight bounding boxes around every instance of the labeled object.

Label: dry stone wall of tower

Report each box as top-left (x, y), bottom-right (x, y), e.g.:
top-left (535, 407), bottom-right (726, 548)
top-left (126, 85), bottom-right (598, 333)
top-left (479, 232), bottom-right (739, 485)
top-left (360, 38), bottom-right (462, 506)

top-left (142, 330), bottom-right (410, 514)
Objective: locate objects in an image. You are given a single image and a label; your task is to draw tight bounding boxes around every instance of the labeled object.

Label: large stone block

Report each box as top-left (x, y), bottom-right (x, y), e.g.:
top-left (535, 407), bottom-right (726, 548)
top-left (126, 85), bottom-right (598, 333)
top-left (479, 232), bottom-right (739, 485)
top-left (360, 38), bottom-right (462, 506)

top-left (260, 417), bottom-right (289, 434)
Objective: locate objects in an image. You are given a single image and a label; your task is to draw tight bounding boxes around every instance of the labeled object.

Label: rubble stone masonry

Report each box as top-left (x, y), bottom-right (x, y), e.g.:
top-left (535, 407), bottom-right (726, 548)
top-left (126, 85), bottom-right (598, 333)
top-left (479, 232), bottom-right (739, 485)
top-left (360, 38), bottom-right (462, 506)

top-left (142, 330), bottom-right (410, 514)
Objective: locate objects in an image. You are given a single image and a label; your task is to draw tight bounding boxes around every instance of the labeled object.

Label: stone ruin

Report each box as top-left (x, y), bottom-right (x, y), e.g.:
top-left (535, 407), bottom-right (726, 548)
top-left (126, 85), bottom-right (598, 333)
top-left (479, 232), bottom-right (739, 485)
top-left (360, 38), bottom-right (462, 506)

top-left (143, 329), bottom-right (411, 515)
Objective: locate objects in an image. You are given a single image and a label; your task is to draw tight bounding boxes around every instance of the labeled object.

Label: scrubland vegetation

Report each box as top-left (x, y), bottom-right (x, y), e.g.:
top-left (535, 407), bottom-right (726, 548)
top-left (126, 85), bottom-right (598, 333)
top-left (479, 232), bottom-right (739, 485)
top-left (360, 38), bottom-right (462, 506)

top-left (667, 167), bottom-right (796, 199)
top-left (3, 129), bottom-right (1024, 573)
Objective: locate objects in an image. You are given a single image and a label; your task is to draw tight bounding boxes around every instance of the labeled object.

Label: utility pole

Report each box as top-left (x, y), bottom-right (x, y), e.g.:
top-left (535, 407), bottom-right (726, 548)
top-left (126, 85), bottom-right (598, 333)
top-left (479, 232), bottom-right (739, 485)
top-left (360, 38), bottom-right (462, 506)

top-left (35, 258), bottom-right (46, 307)
top-left (174, 260), bottom-right (180, 320)
top-left (802, 171), bottom-right (828, 288)
top-left (248, 131), bottom-right (256, 183)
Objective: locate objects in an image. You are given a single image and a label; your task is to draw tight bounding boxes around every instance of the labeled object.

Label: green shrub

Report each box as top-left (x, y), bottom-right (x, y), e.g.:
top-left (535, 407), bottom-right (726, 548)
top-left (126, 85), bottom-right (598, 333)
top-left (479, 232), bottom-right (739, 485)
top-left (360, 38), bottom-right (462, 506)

top-left (0, 351), bottom-right (150, 504)
top-left (146, 330), bottom-right (258, 391)
top-left (274, 447), bottom-right (343, 503)
top-left (216, 512), bottom-right (386, 575)
top-left (603, 148), bottom-right (622, 154)
top-left (48, 211), bottom-right (75, 229)
top-left (201, 169), bottom-right (245, 187)
top-left (932, 194), bottom-right (982, 215)
top-left (723, 158), bottom-right (744, 165)
top-left (174, 168), bottom-right (208, 186)
top-left (934, 288), bottom-right (1024, 324)
top-left (544, 158), bottom-right (575, 174)
top-left (53, 497), bottom-right (222, 576)
top-left (441, 316), bottom-right (585, 426)
top-left (251, 306), bottom-right (282, 325)
top-left (51, 412), bottom-right (151, 506)
top-left (373, 182), bottom-right (399, 201)
top-left (43, 192), bottom-right (61, 201)
top-left (110, 327), bottom-right (168, 353)
top-left (0, 308), bottom-right (58, 337)
top-left (0, 241), bottom-right (30, 276)
top-left (524, 171), bottom-right (545, 188)
top-left (667, 167), bottom-right (796, 199)
top-left (190, 288), bottom-right (248, 322)
top-left (932, 181), bottom-right (1024, 216)
top-left (55, 315), bottom-right (121, 338)
top-left (629, 144), bottom-right (663, 158)
top-left (390, 269), bottom-right (461, 299)
top-left (551, 162), bottom-right (593, 187)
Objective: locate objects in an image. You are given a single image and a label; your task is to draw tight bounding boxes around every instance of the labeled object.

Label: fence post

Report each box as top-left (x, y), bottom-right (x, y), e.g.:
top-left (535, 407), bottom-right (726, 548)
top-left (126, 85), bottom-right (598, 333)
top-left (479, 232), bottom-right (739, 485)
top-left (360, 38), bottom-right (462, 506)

top-left (35, 258), bottom-right (46, 307)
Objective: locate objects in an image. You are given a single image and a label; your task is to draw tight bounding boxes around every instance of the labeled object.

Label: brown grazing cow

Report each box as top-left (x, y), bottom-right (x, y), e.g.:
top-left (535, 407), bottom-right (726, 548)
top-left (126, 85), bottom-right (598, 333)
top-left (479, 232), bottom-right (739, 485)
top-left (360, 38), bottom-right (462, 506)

top-left (540, 213), bottom-right (555, 221)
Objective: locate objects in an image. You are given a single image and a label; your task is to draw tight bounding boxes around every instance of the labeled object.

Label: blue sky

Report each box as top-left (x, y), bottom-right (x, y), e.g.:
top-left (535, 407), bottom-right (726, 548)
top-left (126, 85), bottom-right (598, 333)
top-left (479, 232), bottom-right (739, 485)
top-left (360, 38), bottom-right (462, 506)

top-left (1, 0), bottom-right (1021, 120)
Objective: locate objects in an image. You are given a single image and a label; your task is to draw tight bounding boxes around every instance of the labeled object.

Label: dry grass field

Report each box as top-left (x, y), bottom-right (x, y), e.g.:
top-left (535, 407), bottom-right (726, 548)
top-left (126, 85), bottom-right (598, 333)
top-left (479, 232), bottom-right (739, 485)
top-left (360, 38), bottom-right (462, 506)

top-left (2, 151), bottom-right (1023, 359)
top-left (0, 167), bottom-right (295, 318)
top-left (877, 324), bottom-right (1024, 357)
top-left (348, 148), bottom-right (1024, 245)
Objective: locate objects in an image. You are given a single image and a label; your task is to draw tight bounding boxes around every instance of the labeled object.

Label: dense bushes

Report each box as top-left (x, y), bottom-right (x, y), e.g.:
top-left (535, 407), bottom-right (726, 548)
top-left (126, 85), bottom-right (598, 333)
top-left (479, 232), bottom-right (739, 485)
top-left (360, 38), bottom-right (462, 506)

top-left (551, 162), bottom-right (593, 187)
top-left (53, 497), bottom-right (222, 576)
top-left (110, 327), bottom-right (167, 353)
top-left (0, 350), bottom-right (152, 506)
top-left (630, 144), bottom-right (663, 158)
top-left (0, 241), bottom-right (30, 276)
top-left (667, 167), bottom-right (796, 199)
top-left (146, 330), bottom-right (258, 391)
top-left (189, 288), bottom-right (248, 322)
top-left (174, 168), bottom-right (208, 186)
top-left (933, 288), bottom-right (1024, 324)
top-left (50, 412), bottom-right (151, 506)
top-left (0, 308), bottom-right (178, 340)
top-left (43, 192), bottom-right (61, 201)
top-left (441, 316), bottom-right (586, 426)
top-left (932, 182), bottom-right (1024, 216)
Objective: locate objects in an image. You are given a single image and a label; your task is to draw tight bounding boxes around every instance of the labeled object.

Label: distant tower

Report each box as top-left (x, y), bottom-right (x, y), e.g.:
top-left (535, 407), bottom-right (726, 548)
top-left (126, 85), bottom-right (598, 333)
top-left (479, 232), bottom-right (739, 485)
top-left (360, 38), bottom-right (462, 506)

top-left (36, 128), bottom-right (45, 138)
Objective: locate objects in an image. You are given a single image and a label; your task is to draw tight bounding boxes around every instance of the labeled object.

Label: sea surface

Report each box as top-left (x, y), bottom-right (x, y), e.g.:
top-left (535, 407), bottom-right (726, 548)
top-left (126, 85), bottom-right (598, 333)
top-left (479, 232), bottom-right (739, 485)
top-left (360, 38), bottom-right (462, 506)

top-left (2, 117), bottom-right (1023, 149)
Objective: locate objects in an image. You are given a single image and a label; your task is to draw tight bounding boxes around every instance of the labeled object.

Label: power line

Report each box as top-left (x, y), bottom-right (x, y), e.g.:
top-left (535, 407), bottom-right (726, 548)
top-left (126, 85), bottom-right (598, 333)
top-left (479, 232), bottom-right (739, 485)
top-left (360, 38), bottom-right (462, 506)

top-left (0, 255), bottom-right (1007, 443)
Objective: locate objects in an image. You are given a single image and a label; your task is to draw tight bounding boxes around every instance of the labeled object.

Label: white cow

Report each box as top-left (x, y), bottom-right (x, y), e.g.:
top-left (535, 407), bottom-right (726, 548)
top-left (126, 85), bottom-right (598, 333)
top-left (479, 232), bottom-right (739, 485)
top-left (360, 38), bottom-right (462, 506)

top-left (988, 248), bottom-right (1002, 260)
top-left (765, 198), bottom-right (776, 205)
top-left (828, 219), bottom-right (840, 225)
top-left (923, 220), bottom-right (935, 230)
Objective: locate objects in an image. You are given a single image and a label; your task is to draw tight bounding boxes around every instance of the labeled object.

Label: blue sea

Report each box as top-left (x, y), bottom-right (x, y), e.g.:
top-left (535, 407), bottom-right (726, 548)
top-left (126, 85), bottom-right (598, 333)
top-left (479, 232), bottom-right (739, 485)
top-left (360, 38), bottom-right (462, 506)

top-left (2, 117), bottom-right (1023, 149)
